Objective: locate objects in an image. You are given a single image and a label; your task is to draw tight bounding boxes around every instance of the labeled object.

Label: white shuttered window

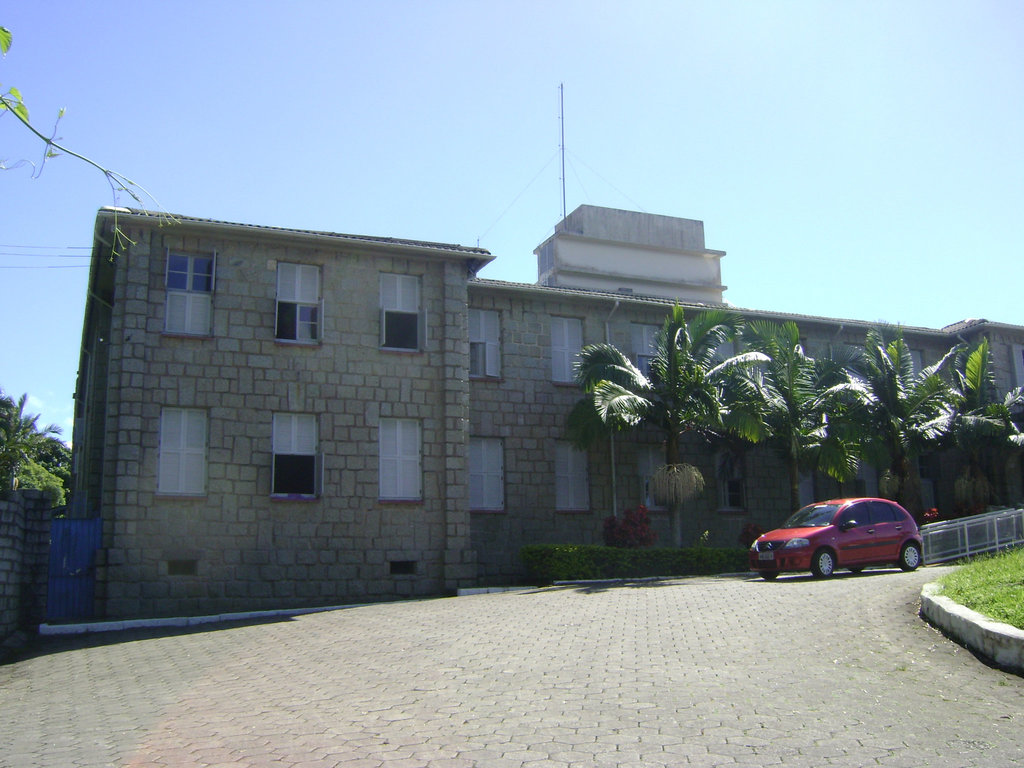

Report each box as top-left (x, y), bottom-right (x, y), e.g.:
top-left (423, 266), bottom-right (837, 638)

top-left (158, 408), bottom-right (207, 494)
top-left (272, 413), bottom-right (318, 496)
top-left (469, 437), bottom-right (504, 510)
top-left (380, 274), bottom-right (421, 350)
top-left (551, 316), bottom-right (582, 383)
top-left (555, 442), bottom-right (589, 511)
top-left (469, 309), bottom-right (501, 378)
top-left (631, 324), bottom-right (658, 377)
top-left (276, 263), bottom-right (321, 342)
top-left (165, 253), bottom-right (214, 335)
top-left (379, 418), bottom-right (422, 500)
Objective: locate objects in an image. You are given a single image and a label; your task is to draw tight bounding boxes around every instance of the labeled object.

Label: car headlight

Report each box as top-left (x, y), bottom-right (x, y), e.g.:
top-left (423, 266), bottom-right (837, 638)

top-left (784, 538), bottom-right (810, 549)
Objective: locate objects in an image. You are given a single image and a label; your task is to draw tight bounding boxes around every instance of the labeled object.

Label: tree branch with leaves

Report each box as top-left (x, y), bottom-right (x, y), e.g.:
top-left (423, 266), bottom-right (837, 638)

top-left (1, 24), bottom-right (168, 256)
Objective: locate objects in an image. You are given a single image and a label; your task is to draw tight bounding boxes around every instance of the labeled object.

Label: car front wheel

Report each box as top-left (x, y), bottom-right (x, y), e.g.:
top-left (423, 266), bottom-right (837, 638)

top-left (898, 542), bottom-right (922, 571)
top-left (811, 548), bottom-right (836, 578)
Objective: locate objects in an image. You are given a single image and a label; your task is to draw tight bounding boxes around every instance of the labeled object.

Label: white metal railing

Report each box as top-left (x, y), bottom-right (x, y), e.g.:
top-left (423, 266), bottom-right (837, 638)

top-left (920, 506), bottom-right (1024, 564)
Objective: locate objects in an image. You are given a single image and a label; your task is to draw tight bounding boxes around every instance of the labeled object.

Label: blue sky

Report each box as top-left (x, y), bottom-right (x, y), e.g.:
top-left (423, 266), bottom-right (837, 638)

top-left (2, 1), bottom-right (1023, 438)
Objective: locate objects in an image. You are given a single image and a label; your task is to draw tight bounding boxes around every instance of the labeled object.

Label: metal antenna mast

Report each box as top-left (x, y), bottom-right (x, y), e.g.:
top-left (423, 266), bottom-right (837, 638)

top-left (559, 83), bottom-right (566, 221)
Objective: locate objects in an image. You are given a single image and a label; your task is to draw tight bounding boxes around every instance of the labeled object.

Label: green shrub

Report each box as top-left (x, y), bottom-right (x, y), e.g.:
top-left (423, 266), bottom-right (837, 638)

top-left (520, 543), bottom-right (749, 583)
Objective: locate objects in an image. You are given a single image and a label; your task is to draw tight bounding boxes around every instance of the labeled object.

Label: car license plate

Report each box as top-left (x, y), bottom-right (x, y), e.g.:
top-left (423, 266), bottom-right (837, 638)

top-left (758, 551), bottom-right (774, 561)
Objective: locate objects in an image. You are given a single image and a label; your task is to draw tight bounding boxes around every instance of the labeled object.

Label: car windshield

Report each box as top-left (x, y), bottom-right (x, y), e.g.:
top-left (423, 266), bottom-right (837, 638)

top-left (781, 503), bottom-right (841, 528)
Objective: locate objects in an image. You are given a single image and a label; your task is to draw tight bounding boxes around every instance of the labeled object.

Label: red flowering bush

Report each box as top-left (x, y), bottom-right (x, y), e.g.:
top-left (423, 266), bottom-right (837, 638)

top-left (603, 505), bottom-right (657, 548)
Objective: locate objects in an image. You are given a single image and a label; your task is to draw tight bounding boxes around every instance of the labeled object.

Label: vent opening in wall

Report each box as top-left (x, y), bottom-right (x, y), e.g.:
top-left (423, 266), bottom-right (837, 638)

top-left (167, 559), bottom-right (198, 576)
top-left (390, 560), bottom-right (417, 576)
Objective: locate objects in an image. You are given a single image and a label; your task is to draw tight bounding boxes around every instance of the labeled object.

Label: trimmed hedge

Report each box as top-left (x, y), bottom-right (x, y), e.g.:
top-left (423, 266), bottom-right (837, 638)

top-left (520, 544), bottom-right (749, 583)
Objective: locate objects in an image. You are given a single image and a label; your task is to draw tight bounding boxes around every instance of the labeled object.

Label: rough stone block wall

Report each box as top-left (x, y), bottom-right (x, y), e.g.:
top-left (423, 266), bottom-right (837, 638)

top-left (97, 225), bottom-right (473, 619)
top-left (0, 491), bottom-right (51, 644)
top-left (467, 288), bottom-right (801, 584)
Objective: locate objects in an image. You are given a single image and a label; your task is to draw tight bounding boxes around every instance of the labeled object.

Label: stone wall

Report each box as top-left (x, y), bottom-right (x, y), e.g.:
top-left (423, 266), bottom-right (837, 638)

top-left (465, 284), bottom-right (990, 585)
top-left (94, 224), bottom-right (477, 619)
top-left (0, 491), bottom-right (51, 646)
top-left (467, 285), bottom-right (800, 584)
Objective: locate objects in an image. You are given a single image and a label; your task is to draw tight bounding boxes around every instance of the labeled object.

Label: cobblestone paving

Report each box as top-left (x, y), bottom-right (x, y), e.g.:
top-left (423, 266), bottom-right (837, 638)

top-left (2, 566), bottom-right (1022, 767)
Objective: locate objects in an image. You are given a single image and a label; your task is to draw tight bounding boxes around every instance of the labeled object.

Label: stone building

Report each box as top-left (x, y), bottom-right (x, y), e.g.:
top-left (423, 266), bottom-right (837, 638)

top-left (72, 205), bottom-right (1024, 618)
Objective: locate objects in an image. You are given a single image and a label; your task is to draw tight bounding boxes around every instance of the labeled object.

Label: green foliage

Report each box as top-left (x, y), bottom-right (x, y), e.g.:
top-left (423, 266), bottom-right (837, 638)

top-left (739, 319), bottom-right (860, 511)
top-left (1, 24), bottom-right (162, 224)
top-left (938, 546), bottom-right (1024, 630)
top-left (520, 543), bottom-right (749, 583)
top-left (0, 388), bottom-right (67, 501)
top-left (567, 304), bottom-right (766, 546)
top-left (1, 26), bottom-right (30, 123)
top-left (17, 459), bottom-right (66, 505)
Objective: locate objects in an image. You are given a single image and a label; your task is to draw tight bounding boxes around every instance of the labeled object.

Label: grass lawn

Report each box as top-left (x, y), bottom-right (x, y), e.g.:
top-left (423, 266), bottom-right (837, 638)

top-left (937, 546), bottom-right (1024, 631)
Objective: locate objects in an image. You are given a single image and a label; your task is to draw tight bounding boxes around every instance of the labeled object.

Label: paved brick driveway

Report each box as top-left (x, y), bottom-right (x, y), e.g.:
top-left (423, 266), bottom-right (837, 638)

top-left (2, 566), bottom-right (1022, 767)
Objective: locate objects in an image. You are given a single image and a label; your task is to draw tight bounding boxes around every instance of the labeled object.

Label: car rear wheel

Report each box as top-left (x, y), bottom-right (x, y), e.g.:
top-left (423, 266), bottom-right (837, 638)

top-left (898, 542), bottom-right (922, 571)
top-left (810, 548), bottom-right (836, 578)
top-left (760, 571), bottom-right (779, 581)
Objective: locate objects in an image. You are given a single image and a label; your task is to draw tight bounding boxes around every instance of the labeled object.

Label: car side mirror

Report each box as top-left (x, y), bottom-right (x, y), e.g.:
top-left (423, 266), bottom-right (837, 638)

top-left (839, 520), bottom-right (859, 532)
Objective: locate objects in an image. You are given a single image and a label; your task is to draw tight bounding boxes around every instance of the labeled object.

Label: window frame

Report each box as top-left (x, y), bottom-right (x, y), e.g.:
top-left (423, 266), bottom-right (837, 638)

top-left (637, 445), bottom-right (666, 511)
top-left (555, 442), bottom-right (590, 511)
top-left (272, 412), bottom-right (320, 498)
top-left (380, 273), bottom-right (423, 351)
top-left (469, 437), bottom-right (504, 511)
top-left (716, 450), bottom-right (746, 511)
top-left (1013, 344), bottom-right (1024, 388)
top-left (631, 324), bottom-right (659, 377)
top-left (164, 251), bottom-right (215, 336)
top-left (551, 316), bottom-right (582, 383)
top-left (469, 308), bottom-right (501, 379)
top-left (158, 407), bottom-right (207, 495)
top-left (379, 418), bottom-right (422, 501)
top-left (275, 262), bottom-right (322, 344)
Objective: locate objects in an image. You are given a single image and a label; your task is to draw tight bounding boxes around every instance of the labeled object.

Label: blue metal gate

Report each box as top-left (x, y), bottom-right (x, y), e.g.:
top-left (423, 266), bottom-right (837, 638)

top-left (47, 518), bottom-right (103, 621)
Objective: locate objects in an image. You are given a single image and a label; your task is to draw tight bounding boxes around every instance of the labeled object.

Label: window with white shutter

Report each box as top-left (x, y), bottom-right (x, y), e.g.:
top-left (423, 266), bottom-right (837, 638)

top-left (379, 418), bottom-right (421, 500)
top-left (276, 263), bottom-right (321, 342)
top-left (551, 317), bottom-right (582, 383)
top-left (381, 274), bottom-right (421, 350)
top-left (555, 442), bottom-right (589, 511)
top-left (631, 324), bottom-right (658, 377)
top-left (165, 253), bottom-right (214, 335)
top-left (158, 408), bottom-right (207, 495)
top-left (469, 309), bottom-right (501, 378)
top-left (637, 445), bottom-right (666, 511)
top-left (469, 437), bottom-right (504, 510)
top-left (272, 413), bottom-right (318, 496)
top-left (1013, 345), bottom-right (1024, 388)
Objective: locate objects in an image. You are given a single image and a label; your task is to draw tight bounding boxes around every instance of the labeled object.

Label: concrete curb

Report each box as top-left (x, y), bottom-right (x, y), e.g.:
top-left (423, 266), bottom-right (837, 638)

top-left (38, 589), bottom-right (533, 636)
top-left (920, 582), bottom-right (1024, 674)
top-left (37, 603), bottom-right (361, 636)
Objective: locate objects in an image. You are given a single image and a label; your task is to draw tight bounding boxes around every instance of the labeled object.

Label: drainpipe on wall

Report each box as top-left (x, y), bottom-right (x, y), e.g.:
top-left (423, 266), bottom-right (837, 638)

top-left (605, 300), bottom-right (621, 518)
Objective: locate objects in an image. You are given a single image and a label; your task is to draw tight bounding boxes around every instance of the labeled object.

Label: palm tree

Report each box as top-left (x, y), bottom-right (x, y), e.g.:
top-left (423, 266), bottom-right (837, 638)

top-left (739, 320), bottom-right (860, 513)
top-left (833, 329), bottom-right (956, 518)
top-left (939, 338), bottom-right (1024, 513)
top-left (0, 391), bottom-right (62, 494)
top-left (567, 305), bottom-right (766, 545)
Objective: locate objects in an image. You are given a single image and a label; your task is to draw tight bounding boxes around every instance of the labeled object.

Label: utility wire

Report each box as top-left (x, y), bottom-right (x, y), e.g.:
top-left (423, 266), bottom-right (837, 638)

top-left (0, 264), bottom-right (89, 269)
top-left (477, 150), bottom-right (560, 245)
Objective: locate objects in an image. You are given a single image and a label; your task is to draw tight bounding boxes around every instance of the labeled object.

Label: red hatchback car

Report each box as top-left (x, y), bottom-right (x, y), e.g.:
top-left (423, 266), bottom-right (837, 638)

top-left (749, 498), bottom-right (924, 579)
